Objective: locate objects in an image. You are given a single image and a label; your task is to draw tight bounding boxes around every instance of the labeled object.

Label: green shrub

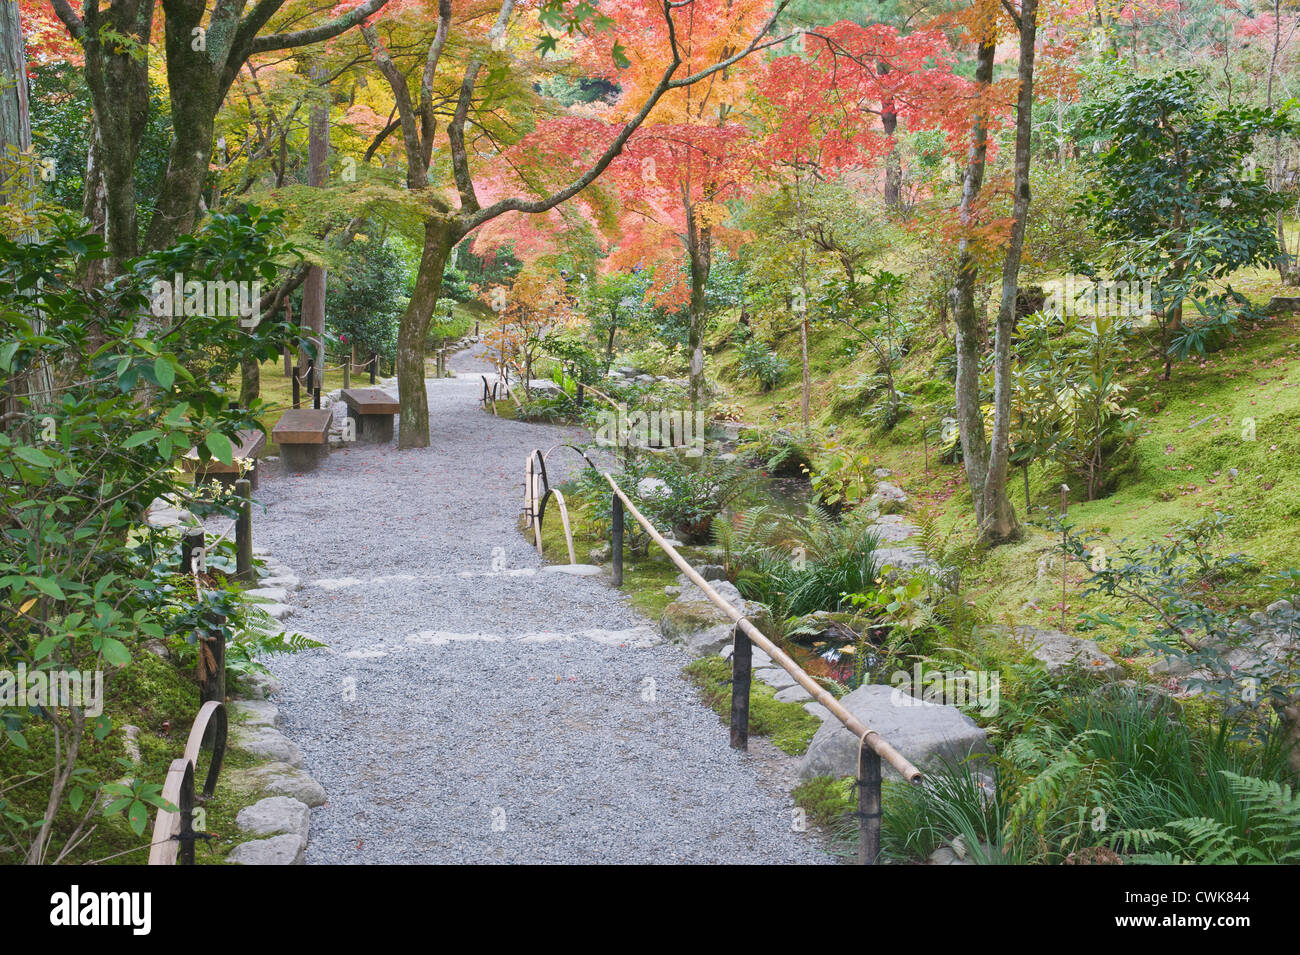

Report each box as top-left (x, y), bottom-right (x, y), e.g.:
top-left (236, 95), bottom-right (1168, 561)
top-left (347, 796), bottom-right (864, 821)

top-left (737, 336), bottom-right (788, 391)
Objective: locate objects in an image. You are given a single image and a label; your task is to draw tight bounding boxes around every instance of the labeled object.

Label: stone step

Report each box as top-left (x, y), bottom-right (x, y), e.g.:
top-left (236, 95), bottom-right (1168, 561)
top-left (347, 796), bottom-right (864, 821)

top-left (335, 625), bottom-right (663, 659)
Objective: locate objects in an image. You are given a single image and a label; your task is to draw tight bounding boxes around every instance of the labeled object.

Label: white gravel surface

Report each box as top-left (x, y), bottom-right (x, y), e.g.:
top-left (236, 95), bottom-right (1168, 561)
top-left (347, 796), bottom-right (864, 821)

top-left (250, 344), bottom-right (831, 864)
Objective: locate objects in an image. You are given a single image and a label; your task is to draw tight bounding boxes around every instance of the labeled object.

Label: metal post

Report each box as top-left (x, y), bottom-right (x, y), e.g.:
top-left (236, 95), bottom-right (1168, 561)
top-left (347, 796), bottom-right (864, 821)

top-left (291, 365), bottom-right (300, 409)
top-left (235, 478), bottom-right (253, 583)
top-left (178, 799), bottom-right (195, 866)
top-left (729, 625), bottom-right (751, 751)
top-left (857, 744), bottom-right (882, 865)
top-left (611, 493), bottom-right (624, 587)
top-left (180, 528), bottom-right (205, 576)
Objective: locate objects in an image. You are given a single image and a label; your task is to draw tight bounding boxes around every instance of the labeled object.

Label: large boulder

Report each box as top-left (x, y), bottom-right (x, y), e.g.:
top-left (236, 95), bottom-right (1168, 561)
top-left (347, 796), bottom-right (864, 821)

top-left (870, 481), bottom-right (908, 514)
top-left (870, 514), bottom-right (921, 544)
top-left (798, 684), bottom-right (992, 782)
top-left (230, 700), bottom-right (279, 728)
top-left (1008, 626), bottom-right (1123, 678)
top-left (660, 578), bottom-right (768, 657)
top-left (527, 379), bottom-right (563, 396)
top-left (874, 544), bottom-right (937, 581)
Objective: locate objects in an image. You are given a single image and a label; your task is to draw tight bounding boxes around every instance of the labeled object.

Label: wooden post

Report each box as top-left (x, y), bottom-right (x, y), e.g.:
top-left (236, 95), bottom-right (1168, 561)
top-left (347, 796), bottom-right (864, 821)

top-left (611, 493), bottom-right (624, 587)
top-left (180, 528), bottom-right (205, 577)
top-left (1060, 483), bottom-right (1069, 631)
top-left (729, 625), bottom-right (751, 751)
top-left (343, 350), bottom-right (351, 390)
top-left (922, 416), bottom-right (929, 474)
top-left (370, 352), bottom-right (377, 384)
top-left (306, 358), bottom-right (319, 409)
top-left (857, 745), bottom-right (882, 865)
top-left (291, 365), bottom-right (300, 409)
top-left (577, 382), bottom-right (585, 407)
top-left (235, 478), bottom-right (253, 583)
top-left (198, 612), bottom-right (226, 748)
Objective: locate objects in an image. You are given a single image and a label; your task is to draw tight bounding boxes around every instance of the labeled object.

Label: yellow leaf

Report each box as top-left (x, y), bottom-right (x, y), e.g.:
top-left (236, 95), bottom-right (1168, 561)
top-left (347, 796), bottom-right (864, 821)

top-left (19, 598), bottom-right (36, 615)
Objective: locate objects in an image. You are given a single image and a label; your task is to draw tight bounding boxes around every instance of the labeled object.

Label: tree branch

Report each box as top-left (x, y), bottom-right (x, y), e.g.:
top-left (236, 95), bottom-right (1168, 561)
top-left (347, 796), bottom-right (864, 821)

top-left (462, 0), bottom-right (791, 232)
top-left (248, 0), bottom-right (390, 56)
top-left (449, 0), bottom-right (515, 214)
top-left (48, 0), bottom-right (84, 40)
top-left (419, 0), bottom-right (454, 168)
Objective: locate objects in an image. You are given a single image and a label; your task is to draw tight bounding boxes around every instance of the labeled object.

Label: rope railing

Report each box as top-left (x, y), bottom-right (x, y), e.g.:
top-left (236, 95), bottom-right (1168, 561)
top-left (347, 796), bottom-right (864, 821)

top-left (524, 446), bottom-right (924, 864)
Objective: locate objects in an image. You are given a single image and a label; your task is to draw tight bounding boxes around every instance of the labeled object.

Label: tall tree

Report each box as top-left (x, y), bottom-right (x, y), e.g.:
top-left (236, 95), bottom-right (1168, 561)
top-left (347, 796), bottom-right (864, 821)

top-left (754, 19), bottom-right (963, 424)
top-left (982, 0), bottom-right (1038, 542)
top-left (949, 0), bottom-right (1023, 544)
top-left (361, 0), bottom-right (791, 447)
top-left (48, 0), bottom-right (389, 272)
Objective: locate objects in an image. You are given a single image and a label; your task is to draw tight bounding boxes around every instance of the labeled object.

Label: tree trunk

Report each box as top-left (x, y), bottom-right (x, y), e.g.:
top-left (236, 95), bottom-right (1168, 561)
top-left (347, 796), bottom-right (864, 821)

top-left (77, 1), bottom-right (153, 271)
top-left (982, 0), bottom-right (1038, 545)
top-left (239, 357), bottom-right (260, 408)
top-left (396, 217), bottom-right (455, 448)
top-left (0, 0), bottom-right (29, 200)
top-left (952, 40), bottom-right (997, 515)
top-left (878, 62), bottom-right (901, 210)
top-left (301, 69), bottom-right (329, 391)
top-left (686, 219), bottom-right (712, 415)
top-left (794, 174), bottom-right (811, 427)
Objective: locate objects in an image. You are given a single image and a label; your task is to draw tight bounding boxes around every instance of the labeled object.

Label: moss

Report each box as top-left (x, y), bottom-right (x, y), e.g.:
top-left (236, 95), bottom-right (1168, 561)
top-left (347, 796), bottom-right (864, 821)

top-left (682, 656), bottom-right (822, 756)
top-left (793, 774), bottom-right (856, 828)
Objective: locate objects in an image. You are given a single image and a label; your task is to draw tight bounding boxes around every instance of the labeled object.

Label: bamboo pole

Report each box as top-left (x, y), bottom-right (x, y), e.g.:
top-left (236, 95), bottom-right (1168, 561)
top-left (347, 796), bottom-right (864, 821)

top-left (600, 471), bottom-right (922, 783)
top-left (551, 489), bottom-right (577, 565)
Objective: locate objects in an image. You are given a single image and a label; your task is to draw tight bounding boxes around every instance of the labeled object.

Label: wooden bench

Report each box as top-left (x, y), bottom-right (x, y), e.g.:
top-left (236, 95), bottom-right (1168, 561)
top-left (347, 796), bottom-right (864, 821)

top-left (340, 387), bottom-right (399, 445)
top-left (184, 429), bottom-right (267, 489)
top-left (272, 408), bottom-right (333, 472)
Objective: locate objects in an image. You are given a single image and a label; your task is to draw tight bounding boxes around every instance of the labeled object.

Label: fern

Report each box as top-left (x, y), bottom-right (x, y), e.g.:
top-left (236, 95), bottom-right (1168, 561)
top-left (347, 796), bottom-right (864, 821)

top-left (1115, 772), bottom-right (1300, 864)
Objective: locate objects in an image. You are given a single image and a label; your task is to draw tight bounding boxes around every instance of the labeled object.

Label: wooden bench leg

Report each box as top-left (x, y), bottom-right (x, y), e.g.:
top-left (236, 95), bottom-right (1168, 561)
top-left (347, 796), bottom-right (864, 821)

top-left (354, 412), bottom-right (394, 445)
top-left (281, 442), bottom-right (326, 472)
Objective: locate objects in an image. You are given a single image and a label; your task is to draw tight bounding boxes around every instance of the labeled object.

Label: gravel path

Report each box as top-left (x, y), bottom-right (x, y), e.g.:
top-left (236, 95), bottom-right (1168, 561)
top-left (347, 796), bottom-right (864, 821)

top-left (250, 345), bottom-right (831, 864)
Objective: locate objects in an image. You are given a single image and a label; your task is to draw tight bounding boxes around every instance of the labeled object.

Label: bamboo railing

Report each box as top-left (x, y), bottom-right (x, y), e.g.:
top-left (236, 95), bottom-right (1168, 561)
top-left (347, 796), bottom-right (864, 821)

top-left (524, 440), bottom-right (924, 864)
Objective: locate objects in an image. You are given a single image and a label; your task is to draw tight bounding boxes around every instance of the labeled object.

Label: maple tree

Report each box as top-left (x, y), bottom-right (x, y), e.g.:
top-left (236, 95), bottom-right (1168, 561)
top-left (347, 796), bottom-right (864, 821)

top-left (484, 262), bottom-right (577, 396)
top-left (558, 0), bottom-right (781, 415)
top-left (357, 0), bottom-right (793, 447)
top-left (751, 19), bottom-right (968, 424)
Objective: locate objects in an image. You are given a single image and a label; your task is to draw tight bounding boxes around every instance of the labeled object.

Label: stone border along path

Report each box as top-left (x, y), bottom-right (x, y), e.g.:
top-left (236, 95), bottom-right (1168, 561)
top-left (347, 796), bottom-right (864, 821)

top-left (239, 341), bottom-right (832, 864)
